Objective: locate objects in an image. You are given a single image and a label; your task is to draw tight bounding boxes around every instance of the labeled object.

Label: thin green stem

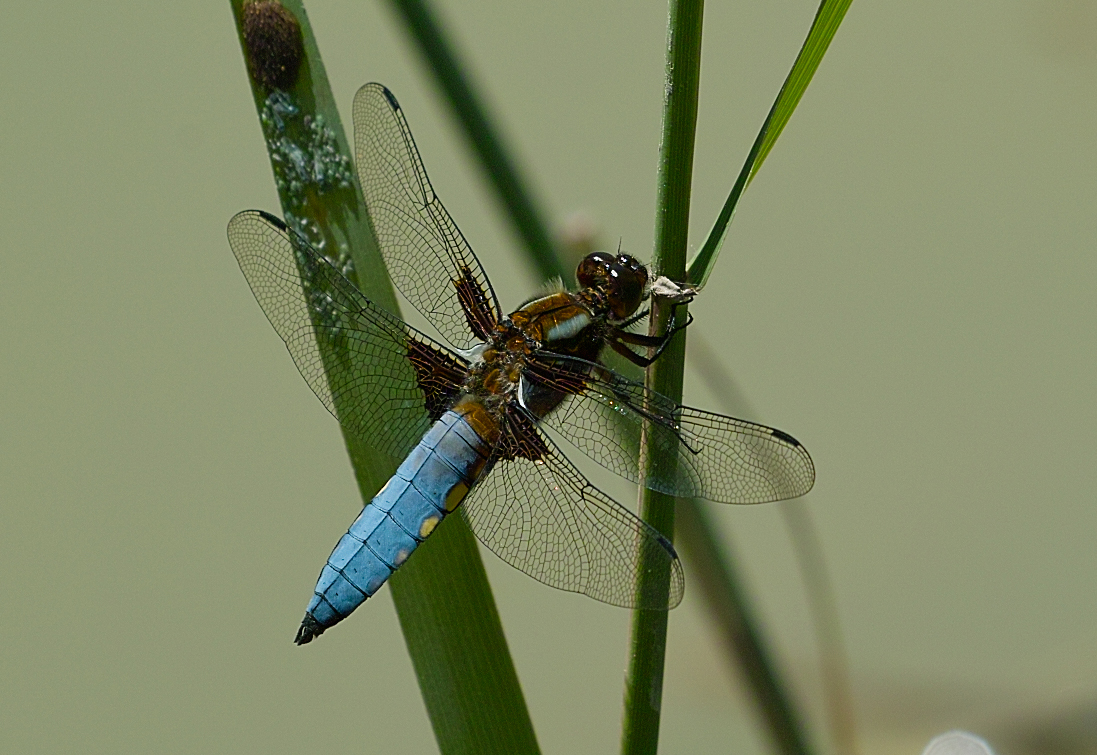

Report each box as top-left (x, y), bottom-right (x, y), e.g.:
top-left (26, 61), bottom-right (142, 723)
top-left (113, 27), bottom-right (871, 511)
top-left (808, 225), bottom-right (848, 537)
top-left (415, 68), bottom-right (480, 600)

top-left (676, 499), bottom-right (815, 755)
top-left (389, 1), bottom-right (846, 753)
top-left (690, 332), bottom-right (856, 755)
top-left (387, 0), bottom-right (563, 282)
top-left (229, 3), bottom-right (539, 753)
top-left (781, 501), bottom-right (859, 755)
top-left (620, 0), bottom-right (703, 752)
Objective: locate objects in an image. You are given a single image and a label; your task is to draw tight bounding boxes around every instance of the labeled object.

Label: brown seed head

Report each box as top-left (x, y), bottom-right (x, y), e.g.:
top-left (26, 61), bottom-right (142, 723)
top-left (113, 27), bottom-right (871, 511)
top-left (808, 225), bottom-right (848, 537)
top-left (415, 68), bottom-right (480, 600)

top-left (242, 1), bottom-right (304, 90)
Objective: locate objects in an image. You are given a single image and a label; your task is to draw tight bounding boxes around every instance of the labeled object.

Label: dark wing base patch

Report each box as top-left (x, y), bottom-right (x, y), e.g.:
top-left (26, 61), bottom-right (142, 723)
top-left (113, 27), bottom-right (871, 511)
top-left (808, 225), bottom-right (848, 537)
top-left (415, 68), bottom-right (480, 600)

top-left (454, 266), bottom-right (497, 343)
top-left (498, 407), bottom-right (550, 462)
top-left (407, 339), bottom-right (467, 421)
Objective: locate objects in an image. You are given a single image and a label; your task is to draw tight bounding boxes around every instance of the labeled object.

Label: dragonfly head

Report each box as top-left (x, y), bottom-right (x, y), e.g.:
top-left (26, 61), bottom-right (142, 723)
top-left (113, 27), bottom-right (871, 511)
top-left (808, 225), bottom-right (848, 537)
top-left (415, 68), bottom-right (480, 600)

top-left (576, 251), bottom-right (648, 320)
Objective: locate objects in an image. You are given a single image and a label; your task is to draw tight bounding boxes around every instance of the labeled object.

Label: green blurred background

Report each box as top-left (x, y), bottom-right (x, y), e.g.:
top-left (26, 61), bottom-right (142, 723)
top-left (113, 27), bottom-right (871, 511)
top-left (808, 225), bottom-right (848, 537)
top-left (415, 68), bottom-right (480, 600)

top-left (2, 1), bottom-right (1095, 753)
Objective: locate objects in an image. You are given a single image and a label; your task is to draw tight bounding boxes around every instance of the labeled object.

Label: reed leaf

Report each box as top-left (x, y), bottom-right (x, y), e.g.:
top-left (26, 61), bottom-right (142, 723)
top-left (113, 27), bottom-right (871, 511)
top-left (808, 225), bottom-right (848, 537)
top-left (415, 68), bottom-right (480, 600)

top-left (687, 0), bottom-right (853, 289)
top-left (229, 3), bottom-right (539, 752)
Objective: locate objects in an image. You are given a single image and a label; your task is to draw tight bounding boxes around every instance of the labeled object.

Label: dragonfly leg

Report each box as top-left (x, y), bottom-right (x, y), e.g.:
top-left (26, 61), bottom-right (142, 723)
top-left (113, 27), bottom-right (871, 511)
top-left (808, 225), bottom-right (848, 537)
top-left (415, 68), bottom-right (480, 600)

top-left (608, 338), bottom-right (659, 368)
top-left (607, 305), bottom-right (693, 367)
top-left (617, 307), bottom-right (650, 330)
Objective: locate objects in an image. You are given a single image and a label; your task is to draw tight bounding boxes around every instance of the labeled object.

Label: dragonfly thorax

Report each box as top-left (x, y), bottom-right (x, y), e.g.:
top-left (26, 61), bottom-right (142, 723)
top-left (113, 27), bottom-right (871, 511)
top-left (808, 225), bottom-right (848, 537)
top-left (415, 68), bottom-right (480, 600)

top-left (463, 327), bottom-right (533, 408)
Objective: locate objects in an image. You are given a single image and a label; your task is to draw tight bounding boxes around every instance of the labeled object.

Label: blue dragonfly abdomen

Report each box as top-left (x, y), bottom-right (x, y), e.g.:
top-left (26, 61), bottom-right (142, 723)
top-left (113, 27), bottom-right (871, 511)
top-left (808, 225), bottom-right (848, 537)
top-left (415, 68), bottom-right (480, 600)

top-left (295, 410), bottom-right (491, 644)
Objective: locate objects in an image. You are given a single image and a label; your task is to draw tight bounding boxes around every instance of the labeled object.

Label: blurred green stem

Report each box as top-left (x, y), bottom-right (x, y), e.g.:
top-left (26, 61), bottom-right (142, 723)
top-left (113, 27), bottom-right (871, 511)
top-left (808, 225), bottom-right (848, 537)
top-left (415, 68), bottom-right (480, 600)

top-left (386, 0), bottom-right (562, 282)
top-left (620, 0), bottom-right (703, 752)
top-left (676, 500), bottom-right (815, 755)
top-left (229, 2), bottom-right (539, 753)
top-left (781, 501), bottom-right (859, 755)
top-left (690, 332), bottom-right (856, 755)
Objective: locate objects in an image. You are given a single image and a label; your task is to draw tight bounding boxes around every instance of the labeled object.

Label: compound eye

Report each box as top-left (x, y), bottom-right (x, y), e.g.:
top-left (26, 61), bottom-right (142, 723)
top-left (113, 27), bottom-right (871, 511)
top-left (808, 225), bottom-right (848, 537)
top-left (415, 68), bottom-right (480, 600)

top-left (576, 251), bottom-right (614, 288)
top-left (607, 261), bottom-right (647, 319)
top-left (615, 254), bottom-right (648, 285)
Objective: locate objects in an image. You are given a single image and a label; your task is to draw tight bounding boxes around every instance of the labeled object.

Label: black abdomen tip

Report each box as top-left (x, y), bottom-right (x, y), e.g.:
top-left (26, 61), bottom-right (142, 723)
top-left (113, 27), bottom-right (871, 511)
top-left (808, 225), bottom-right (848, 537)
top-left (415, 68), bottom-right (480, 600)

top-left (294, 614), bottom-right (325, 645)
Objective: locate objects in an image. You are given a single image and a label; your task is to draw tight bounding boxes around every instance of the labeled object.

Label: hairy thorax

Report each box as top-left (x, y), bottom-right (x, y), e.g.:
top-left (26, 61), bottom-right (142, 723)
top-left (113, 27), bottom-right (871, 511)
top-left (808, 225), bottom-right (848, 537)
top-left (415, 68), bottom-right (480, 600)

top-left (460, 292), bottom-right (605, 420)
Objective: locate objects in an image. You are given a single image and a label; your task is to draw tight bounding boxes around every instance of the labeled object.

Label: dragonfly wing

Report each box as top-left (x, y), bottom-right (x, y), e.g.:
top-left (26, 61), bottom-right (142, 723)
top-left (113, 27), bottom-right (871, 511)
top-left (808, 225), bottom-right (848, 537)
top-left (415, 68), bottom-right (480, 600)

top-left (461, 411), bottom-right (684, 610)
top-left (353, 83), bottom-right (501, 349)
top-left (227, 210), bottom-right (467, 461)
top-left (530, 355), bottom-right (815, 504)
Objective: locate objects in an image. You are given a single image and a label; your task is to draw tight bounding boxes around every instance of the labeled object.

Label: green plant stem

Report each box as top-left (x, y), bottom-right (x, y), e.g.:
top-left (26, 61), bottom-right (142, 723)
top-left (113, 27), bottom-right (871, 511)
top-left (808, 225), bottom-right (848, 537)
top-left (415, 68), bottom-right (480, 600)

top-left (386, 0), bottom-right (562, 282)
top-left (389, 514), bottom-right (541, 755)
top-left (781, 501), bottom-right (859, 755)
top-left (229, 3), bottom-right (539, 753)
top-left (690, 332), bottom-right (855, 755)
top-left (620, 0), bottom-right (704, 752)
top-left (389, 0), bottom-right (847, 752)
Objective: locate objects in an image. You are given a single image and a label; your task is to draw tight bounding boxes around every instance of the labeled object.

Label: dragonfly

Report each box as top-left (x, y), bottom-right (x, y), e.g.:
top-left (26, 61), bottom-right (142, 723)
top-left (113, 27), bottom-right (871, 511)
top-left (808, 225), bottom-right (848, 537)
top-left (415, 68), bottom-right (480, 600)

top-left (227, 83), bottom-right (815, 645)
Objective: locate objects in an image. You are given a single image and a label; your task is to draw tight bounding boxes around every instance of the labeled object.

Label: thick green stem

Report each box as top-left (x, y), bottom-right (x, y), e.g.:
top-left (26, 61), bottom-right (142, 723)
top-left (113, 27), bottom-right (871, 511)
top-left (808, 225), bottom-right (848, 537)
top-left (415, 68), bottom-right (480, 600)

top-left (620, 0), bottom-right (703, 752)
top-left (229, 3), bottom-right (539, 753)
top-left (388, 512), bottom-right (540, 755)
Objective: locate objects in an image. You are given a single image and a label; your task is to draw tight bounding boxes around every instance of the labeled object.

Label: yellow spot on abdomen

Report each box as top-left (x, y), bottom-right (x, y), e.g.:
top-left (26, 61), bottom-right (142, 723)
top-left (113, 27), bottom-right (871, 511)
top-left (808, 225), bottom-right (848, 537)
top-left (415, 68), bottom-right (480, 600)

top-left (419, 515), bottom-right (440, 538)
top-left (445, 482), bottom-right (470, 512)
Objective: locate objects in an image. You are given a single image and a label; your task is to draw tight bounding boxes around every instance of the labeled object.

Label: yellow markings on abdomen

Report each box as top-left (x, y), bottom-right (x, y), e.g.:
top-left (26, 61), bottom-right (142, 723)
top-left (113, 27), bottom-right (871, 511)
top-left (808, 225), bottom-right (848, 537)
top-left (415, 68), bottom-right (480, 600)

top-left (419, 514), bottom-right (440, 538)
top-left (445, 481), bottom-right (471, 512)
top-left (454, 397), bottom-right (503, 447)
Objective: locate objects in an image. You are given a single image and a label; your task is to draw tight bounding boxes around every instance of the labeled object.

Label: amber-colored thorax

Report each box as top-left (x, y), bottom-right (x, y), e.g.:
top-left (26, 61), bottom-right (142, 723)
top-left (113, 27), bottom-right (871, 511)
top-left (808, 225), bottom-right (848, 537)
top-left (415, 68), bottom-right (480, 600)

top-left (436, 253), bottom-right (658, 463)
top-left (454, 291), bottom-right (596, 425)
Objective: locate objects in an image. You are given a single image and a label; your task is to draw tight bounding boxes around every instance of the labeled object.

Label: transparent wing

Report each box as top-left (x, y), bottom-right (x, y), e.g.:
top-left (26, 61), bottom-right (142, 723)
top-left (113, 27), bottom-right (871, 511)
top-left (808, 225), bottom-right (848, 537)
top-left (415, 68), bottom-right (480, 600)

top-left (227, 210), bottom-right (467, 461)
top-left (353, 82), bottom-right (501, 350)
top-left (462, 418), bottom-right (684, 610)
top-left (528, 355), bottom-right (815, 504)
